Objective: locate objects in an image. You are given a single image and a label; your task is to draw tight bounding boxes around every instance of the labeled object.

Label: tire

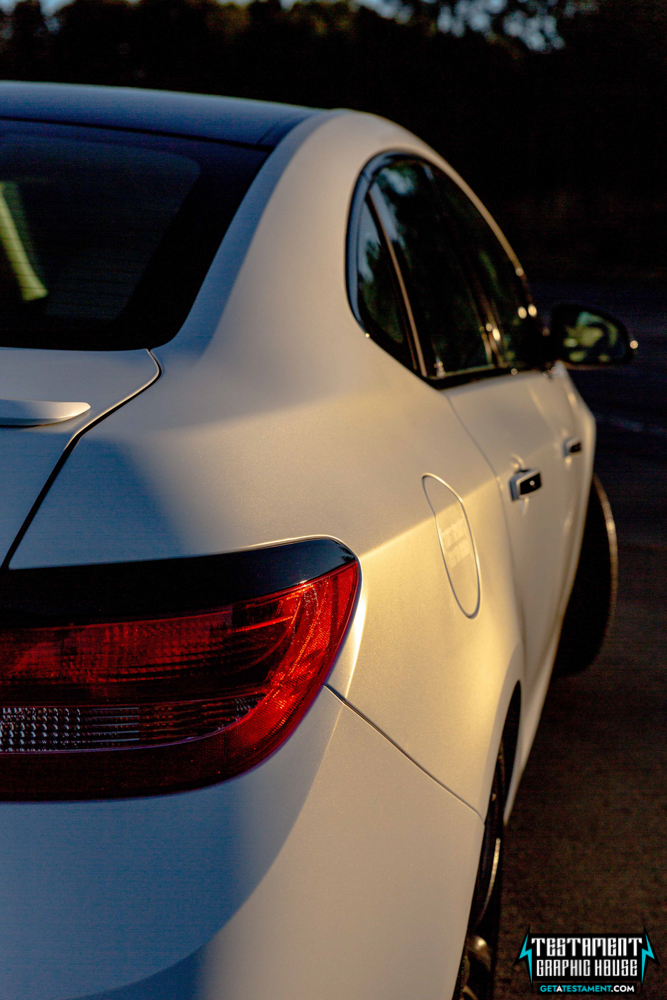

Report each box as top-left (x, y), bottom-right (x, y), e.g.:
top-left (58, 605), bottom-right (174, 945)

top-left (553, 473), bottom-right (618, 677)
top-left (453, 743), bottom-right (506, 1000)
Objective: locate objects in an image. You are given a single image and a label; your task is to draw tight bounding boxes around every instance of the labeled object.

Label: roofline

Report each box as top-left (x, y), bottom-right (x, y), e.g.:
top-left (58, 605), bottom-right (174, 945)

top-left (0, 81), bottom-right (319, 148)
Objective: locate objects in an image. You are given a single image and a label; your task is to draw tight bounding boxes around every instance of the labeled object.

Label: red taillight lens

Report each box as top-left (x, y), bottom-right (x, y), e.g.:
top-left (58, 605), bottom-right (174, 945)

top-left (0, 561), bottom-right (359, 799)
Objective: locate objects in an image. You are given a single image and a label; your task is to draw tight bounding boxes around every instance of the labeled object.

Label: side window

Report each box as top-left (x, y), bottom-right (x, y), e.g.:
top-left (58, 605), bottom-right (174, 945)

top-left (370, 159), bottom-right (491, 379)
top-left (355, 197), bottom-right (415, 370)
top-left (434, 171), bottom-right (540, 368)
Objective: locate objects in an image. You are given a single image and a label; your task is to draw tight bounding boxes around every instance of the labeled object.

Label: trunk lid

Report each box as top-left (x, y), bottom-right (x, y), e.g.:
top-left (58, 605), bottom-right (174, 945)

top-left (0, 346), bottom-right (159, 564)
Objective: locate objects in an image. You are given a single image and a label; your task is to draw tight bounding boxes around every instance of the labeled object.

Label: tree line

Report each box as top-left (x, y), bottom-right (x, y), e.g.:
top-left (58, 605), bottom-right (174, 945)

top-left (2, 0), bottom-right (666, 284)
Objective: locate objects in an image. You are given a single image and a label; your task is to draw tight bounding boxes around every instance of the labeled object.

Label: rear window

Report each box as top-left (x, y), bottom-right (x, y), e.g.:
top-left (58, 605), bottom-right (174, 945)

top-left (0, 121), bottom-right (267, 350)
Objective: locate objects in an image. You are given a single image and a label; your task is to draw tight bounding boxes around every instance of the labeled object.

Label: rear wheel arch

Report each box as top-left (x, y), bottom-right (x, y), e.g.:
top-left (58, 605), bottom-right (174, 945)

top-left (501, 682), bottom-right (521, 798)
top-left (453, 687), bottom-right (521, 1000)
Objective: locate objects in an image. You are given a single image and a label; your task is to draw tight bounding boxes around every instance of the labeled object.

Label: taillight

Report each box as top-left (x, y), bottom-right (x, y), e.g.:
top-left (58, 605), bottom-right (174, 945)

top-left (0, 547), bottom-right (359, 800)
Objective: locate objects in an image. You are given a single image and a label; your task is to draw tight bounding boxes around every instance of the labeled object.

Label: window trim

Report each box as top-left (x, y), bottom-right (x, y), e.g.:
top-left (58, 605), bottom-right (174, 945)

top-left (346, 157), bottom-right (422, 374)
top-left (366, 186), bottom-right (427, 376)
top-left (347, 151), bottom-right (546, 388)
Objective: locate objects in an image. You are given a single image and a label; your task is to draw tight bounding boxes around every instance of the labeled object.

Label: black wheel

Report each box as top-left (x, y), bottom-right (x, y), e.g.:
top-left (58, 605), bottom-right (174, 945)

top-left (553, 473), bottom-right (618, 677)
top-left (453, 744), bottom-right (506, 1000)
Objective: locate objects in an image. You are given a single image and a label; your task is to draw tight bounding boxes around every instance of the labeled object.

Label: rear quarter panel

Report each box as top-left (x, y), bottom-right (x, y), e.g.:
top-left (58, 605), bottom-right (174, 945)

top-left (9, 113), bottom-right (529, 818)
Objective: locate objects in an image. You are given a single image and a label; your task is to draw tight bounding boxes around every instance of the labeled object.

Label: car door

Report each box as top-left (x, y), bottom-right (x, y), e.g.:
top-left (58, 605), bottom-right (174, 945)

top-left (363, 153), bottom-right (585, 697)
top-left (430, 168), bottom-right (586, 693)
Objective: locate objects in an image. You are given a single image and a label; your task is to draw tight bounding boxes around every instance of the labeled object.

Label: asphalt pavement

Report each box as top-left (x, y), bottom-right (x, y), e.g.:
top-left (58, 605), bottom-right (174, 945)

top-left (495, 285), bottom-right (667, 998)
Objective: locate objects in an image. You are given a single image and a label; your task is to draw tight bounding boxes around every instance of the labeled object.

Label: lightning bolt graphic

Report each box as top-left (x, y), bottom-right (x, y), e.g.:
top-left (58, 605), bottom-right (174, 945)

top-left (517, 930), bottom-right (533, 983)
top-left (641, 929), bottom-right (658, 984)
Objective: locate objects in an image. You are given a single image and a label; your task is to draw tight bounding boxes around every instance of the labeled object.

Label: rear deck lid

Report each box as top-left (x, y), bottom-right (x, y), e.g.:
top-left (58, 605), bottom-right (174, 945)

top-left (0, 348), bottom-right (159, 564)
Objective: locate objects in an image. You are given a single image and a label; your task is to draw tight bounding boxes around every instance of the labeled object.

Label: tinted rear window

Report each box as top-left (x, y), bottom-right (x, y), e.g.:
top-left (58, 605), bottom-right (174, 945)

top-left (0, 121), bottom-right (267, 350)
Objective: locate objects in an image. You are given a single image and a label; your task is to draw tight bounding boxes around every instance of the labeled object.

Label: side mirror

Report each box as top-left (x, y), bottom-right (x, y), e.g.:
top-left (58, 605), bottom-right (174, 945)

top-left (548, 303), bottom-right (637, 366)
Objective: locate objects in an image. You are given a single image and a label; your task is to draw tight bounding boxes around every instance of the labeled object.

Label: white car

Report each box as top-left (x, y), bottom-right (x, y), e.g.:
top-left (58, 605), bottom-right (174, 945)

top-left (0, 82), bottom-right (631, 1000)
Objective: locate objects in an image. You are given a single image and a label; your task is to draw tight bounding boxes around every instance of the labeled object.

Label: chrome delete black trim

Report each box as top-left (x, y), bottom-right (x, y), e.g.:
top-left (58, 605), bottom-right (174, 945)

top-left (0, 538), bottom-right (357, 626)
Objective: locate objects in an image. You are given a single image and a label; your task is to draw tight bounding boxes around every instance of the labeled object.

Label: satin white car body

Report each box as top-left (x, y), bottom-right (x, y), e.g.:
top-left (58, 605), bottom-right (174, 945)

top-left (0, 83), bottom-right (596, 1000)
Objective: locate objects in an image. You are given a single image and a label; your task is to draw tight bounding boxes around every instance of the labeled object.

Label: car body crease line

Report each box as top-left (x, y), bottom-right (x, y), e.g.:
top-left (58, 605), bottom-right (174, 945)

top-left (325, 683), bottom-right (484, 822)
top-left (0, 348), bottom-right (163, 573)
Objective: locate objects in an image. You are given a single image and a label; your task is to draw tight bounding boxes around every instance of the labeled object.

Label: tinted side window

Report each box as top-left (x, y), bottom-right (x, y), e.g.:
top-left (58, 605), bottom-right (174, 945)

top-left (355, 197), bottom-right (414, 369)
top-left (434, 171), bottom-right (540, 367)
top-left (371, 160), bottom-right (491, 379)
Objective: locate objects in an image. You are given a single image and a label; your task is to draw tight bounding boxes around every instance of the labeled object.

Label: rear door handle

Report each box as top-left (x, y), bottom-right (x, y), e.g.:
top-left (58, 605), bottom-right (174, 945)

top-left (509, 468), bottom-right (542, 501)
top-left (563, 437), bottom-right (582, 457)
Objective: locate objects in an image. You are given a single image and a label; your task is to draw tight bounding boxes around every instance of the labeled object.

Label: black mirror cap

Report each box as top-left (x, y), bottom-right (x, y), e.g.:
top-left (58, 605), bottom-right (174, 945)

top-left (547, 303), bottom-right (637, 367)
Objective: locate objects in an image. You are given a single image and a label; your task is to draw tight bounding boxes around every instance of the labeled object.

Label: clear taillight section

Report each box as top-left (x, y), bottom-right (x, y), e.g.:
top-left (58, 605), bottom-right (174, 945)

top-left (0, 561), bottom-right (359, 799)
